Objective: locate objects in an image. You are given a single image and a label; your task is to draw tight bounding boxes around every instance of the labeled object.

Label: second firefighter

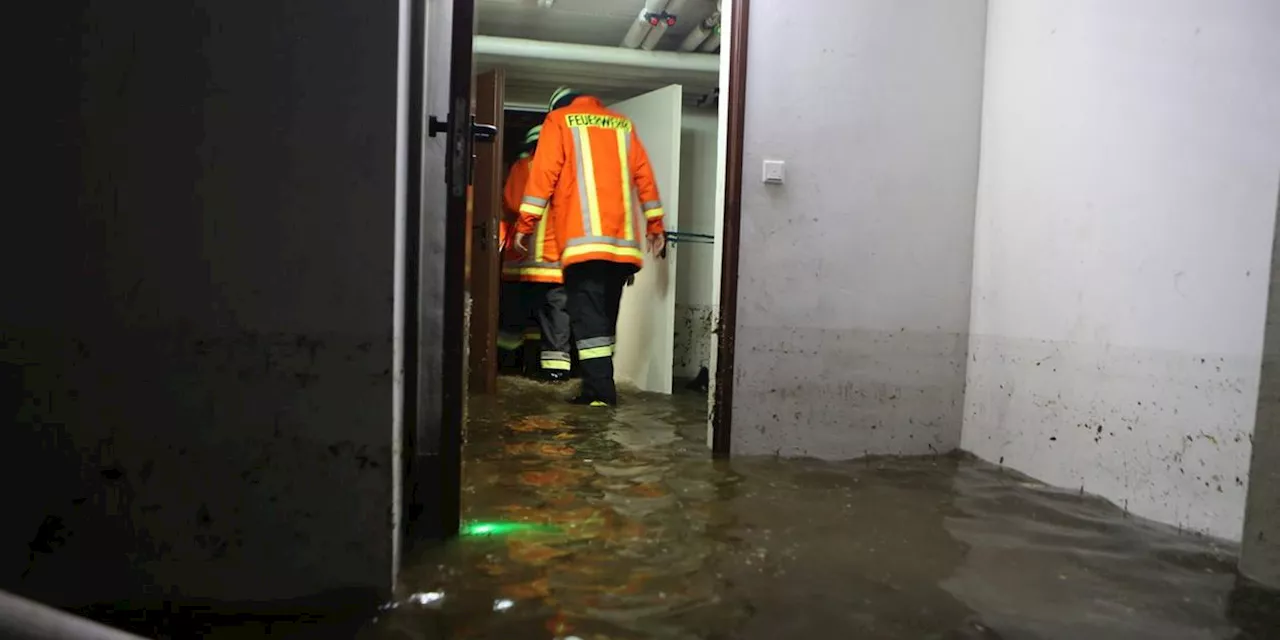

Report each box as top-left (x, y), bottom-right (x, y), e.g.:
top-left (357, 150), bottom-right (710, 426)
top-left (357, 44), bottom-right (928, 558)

top-left (498, 125), bottom-right (573, 382)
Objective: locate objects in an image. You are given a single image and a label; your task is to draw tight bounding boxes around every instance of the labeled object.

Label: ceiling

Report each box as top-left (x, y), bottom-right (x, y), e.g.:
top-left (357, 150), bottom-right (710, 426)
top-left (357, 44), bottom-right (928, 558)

top-left (475, 0), bottom-right (721, 108)
top-left (478, 0), bottom-right (719, 48)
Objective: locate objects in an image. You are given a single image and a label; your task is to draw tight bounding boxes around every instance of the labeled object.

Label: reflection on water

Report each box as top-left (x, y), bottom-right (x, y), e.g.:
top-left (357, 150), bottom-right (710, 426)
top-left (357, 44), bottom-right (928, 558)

top-left (365, 378), bottom-right (1277, 640)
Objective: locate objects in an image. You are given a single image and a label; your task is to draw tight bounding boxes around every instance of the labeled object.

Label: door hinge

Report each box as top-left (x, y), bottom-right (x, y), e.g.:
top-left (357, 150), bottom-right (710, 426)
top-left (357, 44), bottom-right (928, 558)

top-left (428, 115), bottom-right (449, 138)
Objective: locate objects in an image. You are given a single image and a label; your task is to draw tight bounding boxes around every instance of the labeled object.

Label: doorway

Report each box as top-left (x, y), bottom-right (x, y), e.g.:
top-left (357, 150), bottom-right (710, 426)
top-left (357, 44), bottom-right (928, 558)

top-left (401, 0), bottom-right (752, 545)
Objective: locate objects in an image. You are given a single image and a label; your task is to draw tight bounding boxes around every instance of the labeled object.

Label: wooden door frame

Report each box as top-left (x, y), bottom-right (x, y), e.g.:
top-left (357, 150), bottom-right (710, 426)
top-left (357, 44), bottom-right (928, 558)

top-left (711, 0), bottom-right (750, 457)
top-left (468, 69), bottom-right (505, 395)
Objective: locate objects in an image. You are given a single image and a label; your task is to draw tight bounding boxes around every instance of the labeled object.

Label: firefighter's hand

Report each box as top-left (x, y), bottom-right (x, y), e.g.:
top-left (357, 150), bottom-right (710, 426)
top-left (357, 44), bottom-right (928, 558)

top-left (513, 232), bottom-right (530, 255)
top-left (647, 232), bottom-right (666, 258)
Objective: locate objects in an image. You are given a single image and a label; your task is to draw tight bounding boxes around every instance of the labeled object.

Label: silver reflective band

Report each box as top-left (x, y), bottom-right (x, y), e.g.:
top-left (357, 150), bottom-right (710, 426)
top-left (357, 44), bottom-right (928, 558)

top-left (576, 336), bottom-right (615, 349)
top-left (522, 195), bottom-right (548, 207)
top-left (571, 127), bottom-right (594, 234)
top-left (565, 236), bottom-right (640, 249)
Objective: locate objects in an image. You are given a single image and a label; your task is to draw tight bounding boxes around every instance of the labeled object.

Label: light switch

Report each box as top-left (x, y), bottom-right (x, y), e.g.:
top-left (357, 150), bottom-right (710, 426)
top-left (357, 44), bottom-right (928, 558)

top-left (763, 160), bottom-right (785, 184)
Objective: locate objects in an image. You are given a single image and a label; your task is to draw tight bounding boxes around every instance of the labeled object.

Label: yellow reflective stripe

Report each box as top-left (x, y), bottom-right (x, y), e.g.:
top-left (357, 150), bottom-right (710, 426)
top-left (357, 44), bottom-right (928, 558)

top-left (578, 130), bottom-right (603, 236)
top-left (541, 359), bottom-right (571, 371)
top-left (561, 243), bottom-right (644, 261)
top-left (616, 129), bottom-right (634, 242)
top-left (503, 266), bottom-right (562, 279)
top-left (497, 334), bottom-right (523, 350)
top-left (579, 345), bottom-right (614, 360)
top-left (644, 207), bottom-right (664, 220)
top-left (520, 203), bottom-right (546, 217)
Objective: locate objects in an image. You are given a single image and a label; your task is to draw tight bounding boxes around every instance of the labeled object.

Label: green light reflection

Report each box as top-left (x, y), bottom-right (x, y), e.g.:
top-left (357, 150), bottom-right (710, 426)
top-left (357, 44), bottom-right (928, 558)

top-left (460, 521), bottom-right (561, 537)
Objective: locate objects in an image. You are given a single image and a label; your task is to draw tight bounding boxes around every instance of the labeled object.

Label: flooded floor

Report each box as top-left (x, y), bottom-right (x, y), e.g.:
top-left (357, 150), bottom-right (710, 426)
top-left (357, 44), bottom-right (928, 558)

top-left (366, 378), bottom-right (1277, 640)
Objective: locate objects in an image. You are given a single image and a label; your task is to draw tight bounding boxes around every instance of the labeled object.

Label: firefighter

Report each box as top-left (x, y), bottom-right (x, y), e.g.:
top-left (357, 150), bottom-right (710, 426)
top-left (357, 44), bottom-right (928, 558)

top-left (498, 125), bottom-right (572, 382)
top-left (513, 87), bottom-right (666, 407)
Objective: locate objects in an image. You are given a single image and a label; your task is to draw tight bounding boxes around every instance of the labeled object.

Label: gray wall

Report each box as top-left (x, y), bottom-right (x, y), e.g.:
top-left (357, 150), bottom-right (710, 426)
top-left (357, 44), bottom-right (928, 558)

top-left (963, 0), bottom-right (1280, 541)
top-left (4, 0), bottom-right (401, 606)
top-left (732, 0), bottom-right (988, 458)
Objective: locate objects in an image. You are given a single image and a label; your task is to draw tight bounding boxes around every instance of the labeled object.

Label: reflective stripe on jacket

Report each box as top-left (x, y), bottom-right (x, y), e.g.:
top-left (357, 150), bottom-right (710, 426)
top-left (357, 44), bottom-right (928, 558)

top-left (516, 96), bottom-right (665, 270)
top-left (502, 155), bottom-right (562, 284)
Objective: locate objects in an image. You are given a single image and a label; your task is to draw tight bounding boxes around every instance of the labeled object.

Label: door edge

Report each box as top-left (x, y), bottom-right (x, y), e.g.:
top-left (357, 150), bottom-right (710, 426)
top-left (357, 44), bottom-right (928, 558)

top-left (711, 0), bottom-right (750, 458)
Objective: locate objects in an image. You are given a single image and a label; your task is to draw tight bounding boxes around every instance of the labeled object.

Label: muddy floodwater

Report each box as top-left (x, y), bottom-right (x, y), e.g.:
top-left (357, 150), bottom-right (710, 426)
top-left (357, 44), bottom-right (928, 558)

top-left (364, 378), bottom-right (1277, 640)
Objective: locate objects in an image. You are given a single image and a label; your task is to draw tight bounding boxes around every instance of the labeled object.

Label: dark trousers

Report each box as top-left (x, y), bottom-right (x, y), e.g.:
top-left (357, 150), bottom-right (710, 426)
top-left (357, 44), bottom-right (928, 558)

top-left (563, 260), bottom-right (637, 403)
top-left (498, 282), bottom-right (571, 372)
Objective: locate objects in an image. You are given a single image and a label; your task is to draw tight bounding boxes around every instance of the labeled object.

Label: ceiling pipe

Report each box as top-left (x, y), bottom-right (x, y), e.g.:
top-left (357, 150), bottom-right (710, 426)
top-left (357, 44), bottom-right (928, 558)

top-left (639, 0), bottom-right (687, 51)
top-left (475, 35), bottom-right (720, 74)
top-left (702, 0), bottom-right (723, 51)
top-left (621, 0), bottom-right (670, 49)
top-left (537, 0), bottom-right (555, 6)
top-left (698, 26), bottom-right (721, 53)
top-left (678, 10), bottom-right (720, 52)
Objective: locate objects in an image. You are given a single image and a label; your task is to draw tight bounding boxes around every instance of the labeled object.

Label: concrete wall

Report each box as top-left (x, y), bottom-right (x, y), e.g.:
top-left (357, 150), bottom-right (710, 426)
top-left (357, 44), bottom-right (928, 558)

top-left (964, 0), bottom-right (1280, 540)
top-left (674, 107), bottom-right (720, 380)
top-left (3, 0), bottom-right (402, 607)
top-left (732, 0), bottom-right (987, 457)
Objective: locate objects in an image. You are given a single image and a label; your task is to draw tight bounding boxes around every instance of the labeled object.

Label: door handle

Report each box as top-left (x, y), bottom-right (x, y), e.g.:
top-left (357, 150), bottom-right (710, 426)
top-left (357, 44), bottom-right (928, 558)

top-left (431, 106), bottom-right (500, 196)
top-left (467, 117), bottom-right (499, 193)
top-left (472, 121), bottom-right (498, 143)
top-left (429, 115), bottom-right (498, 143)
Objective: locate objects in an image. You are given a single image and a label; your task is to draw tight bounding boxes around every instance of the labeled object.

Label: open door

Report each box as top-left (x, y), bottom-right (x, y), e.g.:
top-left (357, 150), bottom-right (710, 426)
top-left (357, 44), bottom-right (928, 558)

top-left (612, 85), bottom-right (683, 394)
top-left (402, 0), bottom-right (475, 549)
top-left (467, 70), bottom-right (505, 394)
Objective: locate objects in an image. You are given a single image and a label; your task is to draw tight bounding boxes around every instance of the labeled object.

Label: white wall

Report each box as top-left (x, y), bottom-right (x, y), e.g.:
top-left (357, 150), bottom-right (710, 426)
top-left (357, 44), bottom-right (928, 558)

top-left (674, 107), bottom-right (720, 380)
top-left (733, 0), bottom-right (988, 457)
top-left (964, 0), bottom-right (1280, 540)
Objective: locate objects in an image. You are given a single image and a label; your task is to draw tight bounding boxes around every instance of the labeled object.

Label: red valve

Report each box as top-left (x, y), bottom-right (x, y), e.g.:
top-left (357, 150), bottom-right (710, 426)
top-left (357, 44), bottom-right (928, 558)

top-left (648, 15), bottom-right (660, 25)
top-left (666, 16), bottom-right (677, 26)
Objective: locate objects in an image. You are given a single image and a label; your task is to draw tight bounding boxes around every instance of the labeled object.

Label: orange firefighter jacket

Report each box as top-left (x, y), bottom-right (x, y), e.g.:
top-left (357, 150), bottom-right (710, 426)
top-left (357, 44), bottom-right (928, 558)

top-left (515, 96), bottom-right (665, 271)
top-left (501, 155), bottom-right (562, 284)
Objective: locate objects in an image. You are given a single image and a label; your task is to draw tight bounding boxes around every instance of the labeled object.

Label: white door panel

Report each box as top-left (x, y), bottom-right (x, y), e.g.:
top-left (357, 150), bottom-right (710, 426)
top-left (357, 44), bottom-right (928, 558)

top-left (611, 85), bottom-right (682, 394)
